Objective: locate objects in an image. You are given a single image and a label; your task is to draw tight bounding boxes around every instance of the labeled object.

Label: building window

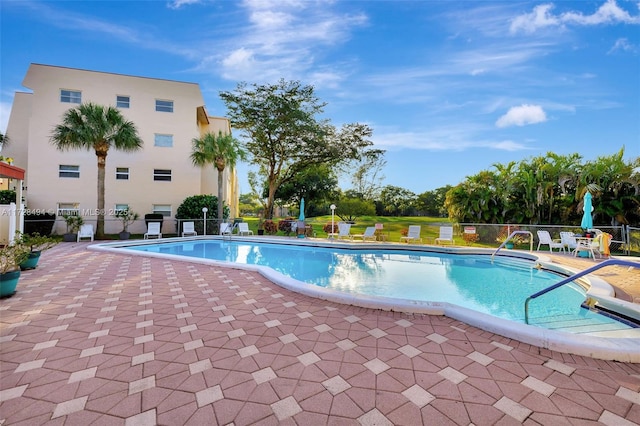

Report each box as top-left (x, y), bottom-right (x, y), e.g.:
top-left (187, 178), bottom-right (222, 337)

top-left (59, 165), bottom-right (80, 178)
top-left (155, 99), bottom-right (173, 113)
top-left (153, 169), bottom-right (171, 181)
top-left (152, 204), bottom-right (172, 217)
top-left (60, 90), bottom-right (81, 104)
top-left (116, 95), bottom-right (130, 108)
top-left (116, 167), bottom-right (129, 180)
top-left (114, 204), bottom-right (129, 213)
top-left (154, 134), bottom-right (173, 147)
top-left (57, 202), bottom-right (80, 217)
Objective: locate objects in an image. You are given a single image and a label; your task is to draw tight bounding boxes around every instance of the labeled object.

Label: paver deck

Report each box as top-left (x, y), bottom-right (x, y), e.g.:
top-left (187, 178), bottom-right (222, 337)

top-left (1, 242), bottom-right (640, 425)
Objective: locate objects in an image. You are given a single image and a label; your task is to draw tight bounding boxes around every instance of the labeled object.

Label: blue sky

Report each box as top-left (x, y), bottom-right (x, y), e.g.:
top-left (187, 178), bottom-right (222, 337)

top-left (1, 0), bottom-right (639, 195)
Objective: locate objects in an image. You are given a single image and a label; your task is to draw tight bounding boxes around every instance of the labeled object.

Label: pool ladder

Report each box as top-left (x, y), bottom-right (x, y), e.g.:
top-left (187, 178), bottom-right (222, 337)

top-left (221, 221), bottom-right (233, 241)
top-left (491, 231), bottom-right (533, 260)
top-left (524, 258), bottom-right (640, 324)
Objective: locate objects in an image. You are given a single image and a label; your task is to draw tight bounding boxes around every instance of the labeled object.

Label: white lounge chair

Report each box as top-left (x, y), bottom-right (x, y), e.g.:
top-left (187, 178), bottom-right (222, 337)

top-left (353, 226), bottom-right (376, 242)
top-left (219, 222), bottom-right (232, 235)
top-left (401, 225), bottom-right (422, 244)
top-left (182, 221), bottom-right (197, 237)
top-left (237, 222), bottom-right (253, 236)
top-left (536, 230), bottom-right (564, 252)
top-left (144, 222), bottom-right (162, 239)
top-left (337, 223), bottom-right (353, 240)
top-left (560, 232), bottom-right (579, 251)
top-left (434, 226), bottom-right (453, 245)
top-left (77, 224), bottom-right (94, 242)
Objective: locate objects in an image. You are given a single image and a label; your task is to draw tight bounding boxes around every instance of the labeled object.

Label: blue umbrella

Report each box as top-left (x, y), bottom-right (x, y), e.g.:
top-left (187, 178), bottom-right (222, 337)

top-left (298, 198), bottom-right (305, 222)
top-left (581, 192), bottom-right (593, 230)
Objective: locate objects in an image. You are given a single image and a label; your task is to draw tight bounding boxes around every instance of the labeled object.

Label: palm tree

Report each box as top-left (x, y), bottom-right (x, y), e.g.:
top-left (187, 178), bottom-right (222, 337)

top-left (50, 103), bottom-right (143, 239)
top-left (190, 131), bottom-right (245, 223)
top-left (0, 131), bottom-right (9, 149)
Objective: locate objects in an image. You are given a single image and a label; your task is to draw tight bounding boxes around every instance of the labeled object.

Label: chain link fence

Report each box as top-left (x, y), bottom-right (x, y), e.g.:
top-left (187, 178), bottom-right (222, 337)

top-left (458, 223), bottom-right (632, 255)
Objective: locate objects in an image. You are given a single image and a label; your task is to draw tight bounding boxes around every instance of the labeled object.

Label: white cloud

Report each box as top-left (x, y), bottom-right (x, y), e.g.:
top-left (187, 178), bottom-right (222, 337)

top-left (561, 0), bottom-right (640, 25)
top-left (510, 4), bottom-right (560, 34)
top-left (370, 124), bottom-right (530, 152)
top-left (495, 104), bottom-right (547, 128)
top-left (510, 0), bottom-right (640, 34)
top-left (608, 37), bottom-right (637, 54)
top-left (167, 0), bottom-right (202, 9)
top-left (215, 1), bottom-right (368, 84)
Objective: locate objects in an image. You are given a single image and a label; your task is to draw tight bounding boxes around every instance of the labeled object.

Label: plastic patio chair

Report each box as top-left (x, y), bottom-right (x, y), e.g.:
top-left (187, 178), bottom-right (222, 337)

top-left (182, 221), bottom-right (197, 237)
top-left (536, 230), bottom-right (565, 252)
top-left (144, 222), bottom-right (162, 239)
top-left (401, 225), bottom-right (422, 244)
top-left (353, 226), bottom-right (377, 242)
top-left (77, 224), bottom-right (94, 242)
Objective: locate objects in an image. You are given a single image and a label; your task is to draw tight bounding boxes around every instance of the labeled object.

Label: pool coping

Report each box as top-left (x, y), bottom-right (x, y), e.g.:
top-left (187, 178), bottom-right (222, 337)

top-left (89, 236), bottom-right (640, 362)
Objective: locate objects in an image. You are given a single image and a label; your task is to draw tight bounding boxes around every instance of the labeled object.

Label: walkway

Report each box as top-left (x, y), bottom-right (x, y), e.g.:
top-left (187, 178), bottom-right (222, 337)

top-left (1, 242), bottom-right (639, 425)
top-left (542, 251), bottom-right (640, 302)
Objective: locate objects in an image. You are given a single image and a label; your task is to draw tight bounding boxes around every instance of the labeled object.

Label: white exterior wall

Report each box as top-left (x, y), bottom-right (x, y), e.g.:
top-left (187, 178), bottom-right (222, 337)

top-left (3, 64), bottom-right (236, 235)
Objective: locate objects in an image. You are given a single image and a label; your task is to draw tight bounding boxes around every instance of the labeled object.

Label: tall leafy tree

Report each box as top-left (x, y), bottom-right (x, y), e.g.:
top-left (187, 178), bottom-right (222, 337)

top-left (348, 148), bottom-right (386, 200)
top-left (416, 185), bottom-right (452, 217)
top-left (220, 79), bottom-right (375, 219)
top-left (445, 148), bottom-right (639, 226)
top-left (50, 103), bottom-right (142, 238)
top-left (377, 185), bottom-right (417, 216)
top-left (190, 131), bottom-right (245, 223)
top-left (271, 163), bottom-right (339, 216)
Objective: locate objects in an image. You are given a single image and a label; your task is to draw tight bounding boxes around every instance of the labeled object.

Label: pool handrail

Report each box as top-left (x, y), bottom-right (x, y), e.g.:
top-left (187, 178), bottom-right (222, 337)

top-left (491, 230), bottom-right (533, 260)
top-left (524, 258), bottom-right (640, 324)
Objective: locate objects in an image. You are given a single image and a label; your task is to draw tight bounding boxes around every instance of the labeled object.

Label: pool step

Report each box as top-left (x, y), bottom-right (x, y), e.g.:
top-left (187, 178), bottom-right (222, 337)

top-left (528, 311), bottom-right (634, 334)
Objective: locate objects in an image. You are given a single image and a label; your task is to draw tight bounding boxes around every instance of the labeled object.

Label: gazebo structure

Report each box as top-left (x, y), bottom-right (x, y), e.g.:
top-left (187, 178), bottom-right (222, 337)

top-left (0, 162), bottom-right (25, 245)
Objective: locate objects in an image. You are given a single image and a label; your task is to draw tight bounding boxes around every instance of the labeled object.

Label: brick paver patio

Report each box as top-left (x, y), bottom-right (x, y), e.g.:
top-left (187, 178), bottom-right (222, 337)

top-left (1, 242), bottom-right (639, 425)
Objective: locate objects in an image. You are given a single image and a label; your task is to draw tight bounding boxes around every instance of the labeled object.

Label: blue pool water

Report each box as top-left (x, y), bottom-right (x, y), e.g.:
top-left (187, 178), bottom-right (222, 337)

top-left (126, 239), bottom-right (632, 332)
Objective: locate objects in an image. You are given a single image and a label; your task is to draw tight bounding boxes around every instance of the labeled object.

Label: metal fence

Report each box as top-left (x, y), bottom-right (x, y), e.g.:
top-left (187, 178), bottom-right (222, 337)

top-left (458, 223), bottom-right (632, 255)
top-left (23, 216), bottom-right (640, 255)
top-left (25, 217), bottom-right (232, 237)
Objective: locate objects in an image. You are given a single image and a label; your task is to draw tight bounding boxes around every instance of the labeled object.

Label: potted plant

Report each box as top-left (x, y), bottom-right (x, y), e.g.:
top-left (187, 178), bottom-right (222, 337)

top-left (0, 240), bottom-right (31, 297)
top-left (62, 214), bottom-right (84, 242)
top-left (257, 218), bottom-right (265, 235)
top-left (496, 225), bottom-right (521, 249)
top-left (114, 209), bottom-right (139, 239)
top-left (17, 232), bottom-right (58, 270)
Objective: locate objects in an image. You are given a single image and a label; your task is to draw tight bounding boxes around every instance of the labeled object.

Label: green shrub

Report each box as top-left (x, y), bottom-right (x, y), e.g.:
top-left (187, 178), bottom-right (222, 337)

top-left (0, 190), bottom-right (16, 204)
top-left (176, 194), bottom-right (229, 235)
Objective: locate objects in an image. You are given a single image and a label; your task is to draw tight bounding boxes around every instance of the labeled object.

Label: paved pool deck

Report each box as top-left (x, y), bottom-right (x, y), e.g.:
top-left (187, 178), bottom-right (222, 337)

top-left (1, 241), bottom-right (639, 425)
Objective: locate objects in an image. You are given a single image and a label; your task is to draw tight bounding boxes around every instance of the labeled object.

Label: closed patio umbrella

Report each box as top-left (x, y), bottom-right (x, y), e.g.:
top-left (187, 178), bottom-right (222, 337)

top-left (581, 191), bottom-right (593, 230)
top-left (298, 198), bottom-right (305, 221)
top-left (297, 198), bottom-right (305, 238)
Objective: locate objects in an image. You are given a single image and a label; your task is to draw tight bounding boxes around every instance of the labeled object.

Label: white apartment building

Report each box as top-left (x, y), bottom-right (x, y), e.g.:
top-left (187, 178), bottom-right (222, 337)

top-left (3, 63), bottom-right (238, 235)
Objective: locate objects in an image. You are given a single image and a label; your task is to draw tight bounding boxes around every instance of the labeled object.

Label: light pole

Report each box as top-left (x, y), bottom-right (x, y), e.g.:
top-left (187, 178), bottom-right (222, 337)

top-left (202, 207), bottom-right (208, 236)
top-left (330, 204), bottom-right (336, 240)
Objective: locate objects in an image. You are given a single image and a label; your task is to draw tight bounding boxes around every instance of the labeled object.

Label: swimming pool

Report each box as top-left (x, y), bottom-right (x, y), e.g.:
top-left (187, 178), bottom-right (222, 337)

top-left (92, 237), bottom-right (640, 362)
top-left (118, 238), bottom-right (631, 331)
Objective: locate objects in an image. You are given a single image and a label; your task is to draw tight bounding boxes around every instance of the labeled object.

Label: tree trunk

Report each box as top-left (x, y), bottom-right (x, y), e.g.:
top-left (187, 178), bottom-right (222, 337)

top-left (96, 154), bottom-right (106, 239)
top-left (217, 167), bottom-right (224, 223)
